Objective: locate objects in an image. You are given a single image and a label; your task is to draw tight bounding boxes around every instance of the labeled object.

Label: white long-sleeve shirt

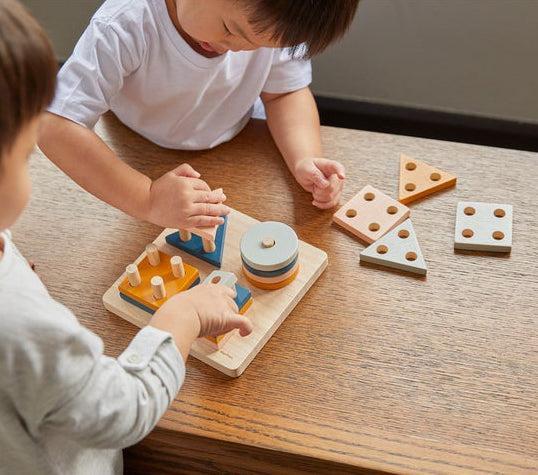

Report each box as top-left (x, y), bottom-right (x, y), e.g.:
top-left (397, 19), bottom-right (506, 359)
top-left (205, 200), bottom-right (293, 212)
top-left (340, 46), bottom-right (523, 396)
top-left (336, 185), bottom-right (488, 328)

top-left (0, 230), bottom-right (185, 475)
top-left (48, 0), bottom-right (312, 151)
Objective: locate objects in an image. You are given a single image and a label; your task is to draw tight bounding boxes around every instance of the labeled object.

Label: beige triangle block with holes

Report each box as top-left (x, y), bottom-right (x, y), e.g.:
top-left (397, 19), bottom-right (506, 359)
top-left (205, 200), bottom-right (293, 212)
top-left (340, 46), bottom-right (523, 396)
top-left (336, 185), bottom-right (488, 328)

top-left (360, 219), bottom-right (427, 275)
top-left (399, 154), bottom-right (457, 205)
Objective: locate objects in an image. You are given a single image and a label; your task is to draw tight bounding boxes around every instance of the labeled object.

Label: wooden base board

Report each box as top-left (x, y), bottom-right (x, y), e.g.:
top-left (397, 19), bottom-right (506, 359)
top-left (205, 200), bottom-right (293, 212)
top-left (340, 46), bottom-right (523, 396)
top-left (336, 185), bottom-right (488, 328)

top-left (103, 209), bottom-right (328, 377)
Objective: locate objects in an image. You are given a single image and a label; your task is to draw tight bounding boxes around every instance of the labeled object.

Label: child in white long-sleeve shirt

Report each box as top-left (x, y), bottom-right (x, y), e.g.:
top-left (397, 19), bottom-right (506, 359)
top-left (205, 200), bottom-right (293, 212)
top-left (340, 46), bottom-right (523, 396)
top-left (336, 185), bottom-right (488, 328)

top-left (0, 2), bottom-right (252, 473)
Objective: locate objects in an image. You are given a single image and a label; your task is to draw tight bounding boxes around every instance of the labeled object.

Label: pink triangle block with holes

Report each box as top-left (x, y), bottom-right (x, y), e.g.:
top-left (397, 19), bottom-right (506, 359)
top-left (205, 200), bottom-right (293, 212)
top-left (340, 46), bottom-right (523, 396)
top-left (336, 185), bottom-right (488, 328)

top-left (333, 185), bottom-right (410, 244)
top-left (360, 219), bottom-right (427, 275)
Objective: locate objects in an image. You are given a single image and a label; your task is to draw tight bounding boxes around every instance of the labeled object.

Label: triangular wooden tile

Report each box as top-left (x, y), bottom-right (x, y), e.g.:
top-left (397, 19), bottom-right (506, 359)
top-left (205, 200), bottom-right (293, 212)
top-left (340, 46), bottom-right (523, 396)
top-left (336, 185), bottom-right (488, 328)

top-left (360, 219), bottom-right (427, 275)
top-left (398, 154), bottom-right (457, 204)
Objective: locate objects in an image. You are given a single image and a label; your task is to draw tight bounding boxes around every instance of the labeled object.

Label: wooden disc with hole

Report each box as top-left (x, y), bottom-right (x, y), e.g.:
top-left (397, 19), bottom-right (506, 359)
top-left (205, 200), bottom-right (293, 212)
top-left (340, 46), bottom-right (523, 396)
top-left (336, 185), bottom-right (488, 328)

top-left (242, 261), bottom-right (300, 285)
top-left (244, 265), bottom-right (300, 290)
top-left (240, 222), bottom-right (299, 272)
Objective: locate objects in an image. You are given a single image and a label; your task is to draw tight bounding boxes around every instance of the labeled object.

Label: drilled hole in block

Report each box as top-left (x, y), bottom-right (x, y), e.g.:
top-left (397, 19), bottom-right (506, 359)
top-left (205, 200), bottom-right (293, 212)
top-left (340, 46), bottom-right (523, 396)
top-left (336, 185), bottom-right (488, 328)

top-left (405, 252), bottom-right (417, 261)
top-left (405, 162), bottom-right (417, 171)
top-left (464, 207), bottom-right (475, 216)
top-left (462, 229), bottom-right (474, 238)
top-left (492, 231), bottom-right (505, 240)
top-left (387, 205), bottom-right (398, 215)
top-left (369, 222), bottom-right (380, 232)
top-left (376, 245), bottom-right (389, 255)
top-left (405, 183), bottom-right (416, 192)
top-left (430, 172), bottom-right (441, 181)
top-left (211, 276), bottom-right (221, 284)
top-left (346, 208), bottom-right (357, 218)
top-left (364, 192), bottom-right (375, 201)
top-left (494, 208), bottom-right (506, 218)
top-left (398, 229), bottom-right (410, 239)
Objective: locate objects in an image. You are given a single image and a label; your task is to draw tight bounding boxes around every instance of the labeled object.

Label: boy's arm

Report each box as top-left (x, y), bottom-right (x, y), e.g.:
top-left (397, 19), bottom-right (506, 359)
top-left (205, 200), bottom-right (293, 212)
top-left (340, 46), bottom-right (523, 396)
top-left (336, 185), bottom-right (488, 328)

top-left (39, 114), bottom-right (229, 229)
top-left (261, 87), bottom-right (345, 209)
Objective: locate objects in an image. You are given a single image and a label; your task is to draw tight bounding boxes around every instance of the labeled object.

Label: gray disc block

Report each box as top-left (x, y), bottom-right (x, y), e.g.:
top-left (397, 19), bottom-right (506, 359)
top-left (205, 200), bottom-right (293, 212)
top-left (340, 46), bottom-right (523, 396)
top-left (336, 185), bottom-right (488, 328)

top-left (240, 221), bottom-right (299, 272)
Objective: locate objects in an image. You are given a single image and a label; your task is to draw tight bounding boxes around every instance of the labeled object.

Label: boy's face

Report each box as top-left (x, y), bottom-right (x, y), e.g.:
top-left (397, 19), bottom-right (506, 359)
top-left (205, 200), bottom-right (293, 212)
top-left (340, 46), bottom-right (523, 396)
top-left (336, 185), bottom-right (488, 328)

top-left (172, 0), bottom-right (280, 55)
top-left (0, 118), bottom-right (38, 231)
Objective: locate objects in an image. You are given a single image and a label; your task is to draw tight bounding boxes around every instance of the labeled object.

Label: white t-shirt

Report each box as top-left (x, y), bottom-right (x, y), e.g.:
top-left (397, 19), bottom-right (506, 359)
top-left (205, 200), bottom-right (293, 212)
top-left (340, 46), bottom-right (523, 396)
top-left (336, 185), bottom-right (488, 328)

top-left (49, 0), bottom-right (312, 150)
top-left (0, 230), bottom-right (185, 474)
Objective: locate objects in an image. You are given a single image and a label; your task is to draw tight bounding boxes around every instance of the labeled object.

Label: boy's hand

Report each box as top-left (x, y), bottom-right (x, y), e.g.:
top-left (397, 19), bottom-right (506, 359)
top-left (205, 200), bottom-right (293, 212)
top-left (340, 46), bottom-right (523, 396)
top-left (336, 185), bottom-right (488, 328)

top-left (146, 163), bottom-right (230, 229)
top-left (293, 158), bottom-right (346, 209)
top-left (184, 284), bottom-right (253, 338)
top-left (150, 284), bottom-right (253, 360)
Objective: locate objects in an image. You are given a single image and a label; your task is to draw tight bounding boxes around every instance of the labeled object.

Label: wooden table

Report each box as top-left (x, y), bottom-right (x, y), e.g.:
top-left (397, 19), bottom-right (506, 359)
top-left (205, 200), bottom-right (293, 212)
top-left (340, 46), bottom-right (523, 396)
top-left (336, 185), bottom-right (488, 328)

top-left (15, 115), bottom-right (537, 474)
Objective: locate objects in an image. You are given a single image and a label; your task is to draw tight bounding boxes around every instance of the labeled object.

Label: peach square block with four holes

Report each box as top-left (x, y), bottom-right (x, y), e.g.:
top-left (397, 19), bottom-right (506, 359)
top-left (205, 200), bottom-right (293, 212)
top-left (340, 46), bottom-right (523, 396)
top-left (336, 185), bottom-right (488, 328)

top-left (333, 185), bottom-right (411, 244)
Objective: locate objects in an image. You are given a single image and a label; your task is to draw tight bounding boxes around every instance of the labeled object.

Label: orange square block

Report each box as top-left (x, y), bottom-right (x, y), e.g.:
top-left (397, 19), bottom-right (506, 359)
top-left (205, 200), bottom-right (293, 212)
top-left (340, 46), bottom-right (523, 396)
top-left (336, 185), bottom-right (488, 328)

top-left (333, 185), bottom-right (410, 244)
top-left (119, 250), bottom-right (200, 312)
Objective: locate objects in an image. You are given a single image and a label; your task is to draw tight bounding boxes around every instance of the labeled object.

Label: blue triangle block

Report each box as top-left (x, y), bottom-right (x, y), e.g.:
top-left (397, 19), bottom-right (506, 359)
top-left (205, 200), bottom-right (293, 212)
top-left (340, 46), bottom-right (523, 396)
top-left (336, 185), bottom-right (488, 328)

top-left (235, 283), bottom-right (251, 311)
top-left (165, 216), bottom-right (228, 268)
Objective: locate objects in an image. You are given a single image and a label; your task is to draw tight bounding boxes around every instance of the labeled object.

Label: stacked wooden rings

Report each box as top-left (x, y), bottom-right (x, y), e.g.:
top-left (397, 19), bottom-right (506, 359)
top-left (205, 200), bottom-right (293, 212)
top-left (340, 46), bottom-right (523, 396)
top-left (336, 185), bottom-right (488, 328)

top-left (240, 222), bottom-right (300, 290)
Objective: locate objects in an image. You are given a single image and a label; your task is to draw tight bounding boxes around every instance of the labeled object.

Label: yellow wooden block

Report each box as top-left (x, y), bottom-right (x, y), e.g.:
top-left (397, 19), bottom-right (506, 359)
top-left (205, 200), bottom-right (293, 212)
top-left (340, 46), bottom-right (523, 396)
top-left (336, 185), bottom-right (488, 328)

top-left (118, 250), bottom-right (199, 312)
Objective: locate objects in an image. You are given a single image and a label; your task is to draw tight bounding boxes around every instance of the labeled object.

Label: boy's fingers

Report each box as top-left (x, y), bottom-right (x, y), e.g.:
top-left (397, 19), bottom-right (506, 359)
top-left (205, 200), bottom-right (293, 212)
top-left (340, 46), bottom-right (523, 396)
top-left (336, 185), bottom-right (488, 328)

top-left (224, 313), bottom-right (253, 337)
top-left (172, 163), bottom-right (201, 178)
top-left (190, 202), bottom-right (231, 217)
top-left (187, 215), bottom-right (225, 227)
top-left (314, 159), bottom-right (346, 180)
top-left (188, 178), bottom-right (211, 191)
top-left (309, 168), bottom-right (330, 189)
top-left (312, 199), bottom-right (339, 209)
top-left (194, 189), bottom-right (227, 204)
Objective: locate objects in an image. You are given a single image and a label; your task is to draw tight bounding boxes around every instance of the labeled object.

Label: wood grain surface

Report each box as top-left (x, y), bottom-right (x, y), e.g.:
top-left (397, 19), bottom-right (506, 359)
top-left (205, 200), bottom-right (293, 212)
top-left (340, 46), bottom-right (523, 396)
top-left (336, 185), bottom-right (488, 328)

top-left (13, 114), bottom-right (538, 474)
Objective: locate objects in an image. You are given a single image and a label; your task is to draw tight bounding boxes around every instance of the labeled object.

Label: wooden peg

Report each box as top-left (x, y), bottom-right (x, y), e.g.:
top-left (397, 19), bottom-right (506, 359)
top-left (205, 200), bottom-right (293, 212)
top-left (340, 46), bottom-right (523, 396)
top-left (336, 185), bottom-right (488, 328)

top-left (202, 238), bottom-right (216, 253)
top-left (179, 229), bottom-right (192, 242)
top-left (262, 237), bottom-right (275, 249)
top-left (145, 243), bottom-right (160, 266)
top-left (151, 276), bottom-right (166, 300)
top-left (126, 264), bottom-right (141, 287)
top-left (170, 255), bottom-right (185, 279)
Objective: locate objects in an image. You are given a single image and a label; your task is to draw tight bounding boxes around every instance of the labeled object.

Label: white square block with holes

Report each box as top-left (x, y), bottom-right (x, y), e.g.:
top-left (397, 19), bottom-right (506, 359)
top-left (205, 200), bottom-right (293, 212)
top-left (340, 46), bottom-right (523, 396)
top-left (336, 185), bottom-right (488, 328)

top-left (454, 201), bottom-right (513, 252)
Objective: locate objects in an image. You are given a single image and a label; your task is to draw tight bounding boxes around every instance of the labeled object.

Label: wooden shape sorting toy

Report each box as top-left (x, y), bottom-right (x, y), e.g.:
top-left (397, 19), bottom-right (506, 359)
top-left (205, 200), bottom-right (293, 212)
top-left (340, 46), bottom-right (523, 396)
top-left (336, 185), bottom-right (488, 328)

top-left (103, 208), bottom-right (328, 377)
top-left (166, 215), bottom-right (228, 267)
top-left (240, 221), bottom-right (299, 272)
top-left (454, 201), bottom-right (513, 252)
top-left (333, 185), bottom-right (410, 244)
top-left (360, 219), bottom-right (427, 275)
top-left (118, 249), bottom-right (200, 313)
top-left (398, 154), bottom-right (457, 205)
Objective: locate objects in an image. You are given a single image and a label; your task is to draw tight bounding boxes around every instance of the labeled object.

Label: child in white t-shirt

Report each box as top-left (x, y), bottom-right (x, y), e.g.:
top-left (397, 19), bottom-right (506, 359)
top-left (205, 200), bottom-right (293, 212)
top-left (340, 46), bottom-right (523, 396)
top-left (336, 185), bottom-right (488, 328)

top-left (0, 2), bottom-right (252, 473)
top-left (39, 0), bottom-right (360, 230)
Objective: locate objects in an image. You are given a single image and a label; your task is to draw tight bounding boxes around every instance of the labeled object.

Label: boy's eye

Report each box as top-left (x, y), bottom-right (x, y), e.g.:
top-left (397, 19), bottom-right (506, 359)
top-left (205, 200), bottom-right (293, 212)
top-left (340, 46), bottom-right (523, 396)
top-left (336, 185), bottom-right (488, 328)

top-left (223, 22), bottom-right (232, 36)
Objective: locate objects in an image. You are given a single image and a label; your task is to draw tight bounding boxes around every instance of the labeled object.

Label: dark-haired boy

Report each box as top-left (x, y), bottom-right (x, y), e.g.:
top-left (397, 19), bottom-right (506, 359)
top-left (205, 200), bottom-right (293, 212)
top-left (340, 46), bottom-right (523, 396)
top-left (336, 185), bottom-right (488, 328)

top-left (39, 0), bottom-right (359, 230)
top-left (0, 1), bottom-right (252, 473)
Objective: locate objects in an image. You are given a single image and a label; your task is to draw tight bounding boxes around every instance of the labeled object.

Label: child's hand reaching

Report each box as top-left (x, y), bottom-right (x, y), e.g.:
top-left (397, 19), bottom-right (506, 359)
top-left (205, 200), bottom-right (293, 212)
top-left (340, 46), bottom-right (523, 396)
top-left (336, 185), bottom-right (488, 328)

top-left (146, 163), bottom-right (230, 229)
top-left (294, 158), bottom-right (346, 209)
top-left (149, 284), bottom-right (253, 361)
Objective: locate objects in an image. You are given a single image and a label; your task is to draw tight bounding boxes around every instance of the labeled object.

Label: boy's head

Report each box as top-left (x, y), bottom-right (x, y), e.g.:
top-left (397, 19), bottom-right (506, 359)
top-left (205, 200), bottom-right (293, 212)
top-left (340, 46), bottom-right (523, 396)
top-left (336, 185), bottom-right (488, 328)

top-left (172, 0), bottom-right (359, 57)
top-left (0, 0), bottom-right (56, 231)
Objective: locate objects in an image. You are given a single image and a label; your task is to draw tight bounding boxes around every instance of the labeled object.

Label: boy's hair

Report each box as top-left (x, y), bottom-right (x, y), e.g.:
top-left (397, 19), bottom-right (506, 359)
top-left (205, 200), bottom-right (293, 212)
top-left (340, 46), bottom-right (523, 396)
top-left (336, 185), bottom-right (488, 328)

top-left (244, 0), bottom-right (360, 58)
top-left (0, 0), bottom-right (57, 158)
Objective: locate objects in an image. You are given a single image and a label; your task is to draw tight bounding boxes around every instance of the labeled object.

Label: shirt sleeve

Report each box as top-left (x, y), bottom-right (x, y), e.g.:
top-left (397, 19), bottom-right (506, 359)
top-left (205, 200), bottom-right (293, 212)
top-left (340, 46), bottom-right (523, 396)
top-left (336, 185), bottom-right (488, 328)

top-left (5, 295), bottom-right (185, 450)
top-left (262, 47), bottom-right (312, 94)
top-left (48, 19), bottom-right (145, 129)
